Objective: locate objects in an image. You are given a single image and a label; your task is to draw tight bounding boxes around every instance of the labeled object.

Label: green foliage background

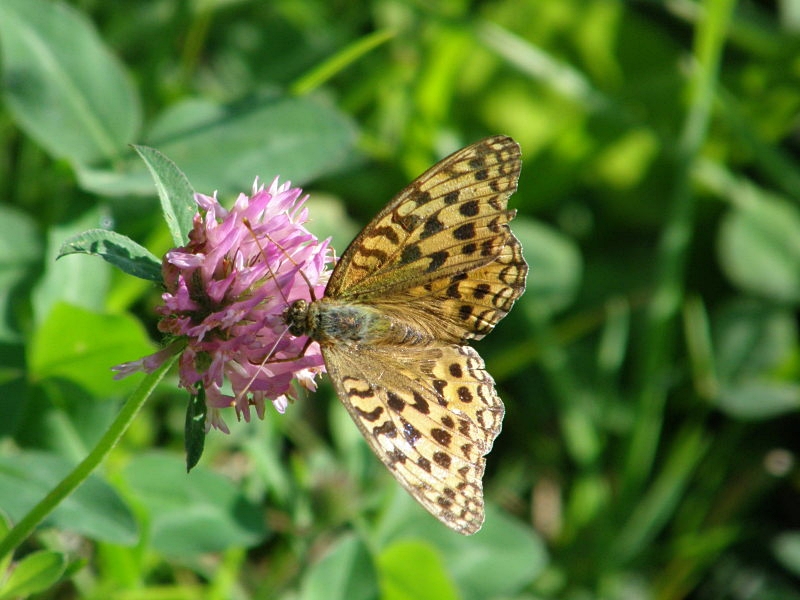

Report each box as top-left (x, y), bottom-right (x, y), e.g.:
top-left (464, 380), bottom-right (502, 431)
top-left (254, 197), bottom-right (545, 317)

top-left (2, 0), bottom-right (800, 598)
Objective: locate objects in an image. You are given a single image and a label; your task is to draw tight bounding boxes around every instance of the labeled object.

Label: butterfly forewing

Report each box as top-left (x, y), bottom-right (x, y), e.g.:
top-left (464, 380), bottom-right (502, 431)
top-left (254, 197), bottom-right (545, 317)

top-left (326, 136), bottom-right (522, 300)
top-left (377, 231), bottom-right (527, 344)
top-left (290, 136), bottom-right (527, 534)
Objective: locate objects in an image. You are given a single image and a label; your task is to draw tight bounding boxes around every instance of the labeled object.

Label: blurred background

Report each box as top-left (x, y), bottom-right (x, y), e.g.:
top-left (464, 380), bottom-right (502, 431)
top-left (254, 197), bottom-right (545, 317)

top-left (2, 0), bottom-right (800, 598)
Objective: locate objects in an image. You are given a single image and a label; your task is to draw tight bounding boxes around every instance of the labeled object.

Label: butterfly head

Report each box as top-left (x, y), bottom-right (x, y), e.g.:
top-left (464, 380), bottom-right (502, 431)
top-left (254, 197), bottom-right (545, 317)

top-left (285, 299), bottom-right (311, 337)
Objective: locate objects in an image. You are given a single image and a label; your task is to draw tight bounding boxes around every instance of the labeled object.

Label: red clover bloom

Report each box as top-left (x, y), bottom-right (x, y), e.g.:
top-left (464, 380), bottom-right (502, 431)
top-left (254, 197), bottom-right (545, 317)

top-left (114, 177), bottom-right (333, 432)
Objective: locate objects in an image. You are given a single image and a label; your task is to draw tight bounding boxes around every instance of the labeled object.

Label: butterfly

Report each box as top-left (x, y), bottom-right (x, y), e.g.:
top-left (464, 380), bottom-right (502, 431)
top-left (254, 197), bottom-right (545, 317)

top-left (286, 136), bottom-right (527, 534)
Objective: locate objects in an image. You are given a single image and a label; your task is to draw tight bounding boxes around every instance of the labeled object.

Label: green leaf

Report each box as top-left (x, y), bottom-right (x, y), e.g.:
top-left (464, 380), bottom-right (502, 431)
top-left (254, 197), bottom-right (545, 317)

top-left (132, 145), bottom-right (196, 246)
top-left (28, 302), bottom-right (156, 398)
top-left (0, 551), bottom-right (66, 599)
top-left (377, 540), bottom-right (459, 600)
top-left (77, 96), bottom-right (358, 197)
top-left (121, 452), bottom-right (267, 557)
top-left (716, 381), bottom-right (800, 420)
top-left (184, 385), bottom-right (207, 472)
top-left (0, 451), bottom-right (137, 545)
top-left (58, 229), bottom-right (162, 282)
top-left (376, 493), bottom-right (546, 600)
top-left (718, 193), bottom-right (800, 303)
top-left (301, 534), bottom-right (379, 600)
top-left (0, 0), bottom-right (140, 164)
top-left (0, 513), bottom-right (11, 572)
top-left (713, 299), bottom-right (796, 384)
top-left (32, 206), bottom-right (114, 322)
top-left (0, 207), bottom-right (41, 343)
top-left (711, 300), bottom-right (799, 420)
top-left (1, 211), bottom-right (80, 435)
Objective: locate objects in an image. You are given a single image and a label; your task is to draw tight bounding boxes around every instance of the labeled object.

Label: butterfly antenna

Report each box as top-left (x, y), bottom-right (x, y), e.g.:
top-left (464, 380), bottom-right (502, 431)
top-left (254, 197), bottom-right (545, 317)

top-left (236, 324), bottom-right (292, 404)
top-left (243, 217), bottom-right (319, 303)
top-left (237, 218), bottom-right (317, 403)
top-left (242, 217), bottom-right (293, 307)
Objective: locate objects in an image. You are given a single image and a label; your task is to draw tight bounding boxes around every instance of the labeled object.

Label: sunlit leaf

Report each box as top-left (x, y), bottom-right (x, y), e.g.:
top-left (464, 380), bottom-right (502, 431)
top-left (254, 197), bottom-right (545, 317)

top-left (28, 302), bottom-right (155, 398)
top-left (120, 452), bottom-right (267, 557)
top-left (0, 0), bottom-right (139, 164)
top-left (78, 96), bottom-right (357, 197)
top-left (377, 540), bottom-right (459, 600)
top-left (0, 551), bottom-right (66, 598)
top-left (58, 229), bottom-right (161, 282)
top-left (0, 451), bottom-right (137, 545)
top-left (301, 535), bottom-right (379, 600)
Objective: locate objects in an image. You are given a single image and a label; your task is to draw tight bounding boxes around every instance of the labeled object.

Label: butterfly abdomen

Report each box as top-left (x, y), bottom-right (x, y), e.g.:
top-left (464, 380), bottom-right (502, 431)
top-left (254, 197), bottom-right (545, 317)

top-left (301, 299), bottom-right (435, 347)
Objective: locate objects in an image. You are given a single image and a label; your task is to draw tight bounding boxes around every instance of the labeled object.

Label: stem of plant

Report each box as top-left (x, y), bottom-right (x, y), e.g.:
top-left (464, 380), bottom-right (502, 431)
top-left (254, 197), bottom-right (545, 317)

top-left (0, 354), bottom-right (178, 559)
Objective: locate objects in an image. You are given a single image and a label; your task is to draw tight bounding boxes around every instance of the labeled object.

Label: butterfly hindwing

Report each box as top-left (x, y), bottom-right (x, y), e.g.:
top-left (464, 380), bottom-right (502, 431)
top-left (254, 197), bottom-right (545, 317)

top-left (322, 342), bottom-right (504, 534)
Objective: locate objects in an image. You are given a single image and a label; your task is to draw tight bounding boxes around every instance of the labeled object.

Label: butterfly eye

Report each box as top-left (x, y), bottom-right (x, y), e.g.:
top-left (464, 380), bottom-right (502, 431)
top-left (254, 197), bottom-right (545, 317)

top-left (286, 299), bottom-right (309, 336)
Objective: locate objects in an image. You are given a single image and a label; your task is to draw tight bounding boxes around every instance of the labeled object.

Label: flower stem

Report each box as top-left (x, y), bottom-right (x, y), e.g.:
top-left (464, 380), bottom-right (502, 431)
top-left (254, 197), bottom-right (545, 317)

top-left (0, 354), bottom-right (178, 560)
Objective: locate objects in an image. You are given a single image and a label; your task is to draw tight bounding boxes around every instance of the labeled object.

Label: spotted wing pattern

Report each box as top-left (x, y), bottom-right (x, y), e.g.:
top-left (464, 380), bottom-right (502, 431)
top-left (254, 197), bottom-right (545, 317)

top-left (327, 136), bottom-right (523, 302)
top-left (305, 136), bottom-right (526, 534)
top-left (322, 343), bottom-right (504, 535)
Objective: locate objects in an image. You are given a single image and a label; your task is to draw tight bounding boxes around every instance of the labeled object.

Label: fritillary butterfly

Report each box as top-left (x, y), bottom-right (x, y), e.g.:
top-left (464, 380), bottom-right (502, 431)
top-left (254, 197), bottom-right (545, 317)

top-left (286, 136), bottom-right (527, 534)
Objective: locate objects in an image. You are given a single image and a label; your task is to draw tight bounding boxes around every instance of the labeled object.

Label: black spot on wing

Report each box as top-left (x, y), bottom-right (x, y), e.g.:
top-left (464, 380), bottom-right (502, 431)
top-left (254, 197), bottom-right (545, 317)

top-left (410, 391), bottom-right (430, 414)
top-left (373, 420), bottom-right (397, 437)
top-left (400, 244), bottom-right (422, 265)
top-left (433, 451), bottom-right (452, 468)
top-left (356, 406), bottom-right (383, 421)
top-left (426, 250), bottom-right (448, 272)
top-left (421, 216), bottom-right (445, 239)
top-left (431, 428), bottom-right (452, 447)
top-left (453, 222), bottom-right (476, 240)
top-left (460, 200), bottom-right (479, 217)
top-left (387, 392), bottom-right (406, 413)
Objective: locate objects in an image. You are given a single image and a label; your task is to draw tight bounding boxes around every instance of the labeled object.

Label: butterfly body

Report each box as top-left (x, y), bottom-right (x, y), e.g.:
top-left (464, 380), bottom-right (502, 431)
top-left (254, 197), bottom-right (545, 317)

top-left (286, 136), bottom-right (527, 534)
top-left (288, 298), bottom-right (439, 346)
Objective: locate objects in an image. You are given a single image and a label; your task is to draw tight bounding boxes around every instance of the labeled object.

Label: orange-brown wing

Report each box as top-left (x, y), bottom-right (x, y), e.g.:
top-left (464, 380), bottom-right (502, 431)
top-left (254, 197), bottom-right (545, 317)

top-left (322, 342), bottom-right (504, 535)
top-left (326, 136), bottom-right (522, 301)
top-left (375, 231), bottom-right (527, 343)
